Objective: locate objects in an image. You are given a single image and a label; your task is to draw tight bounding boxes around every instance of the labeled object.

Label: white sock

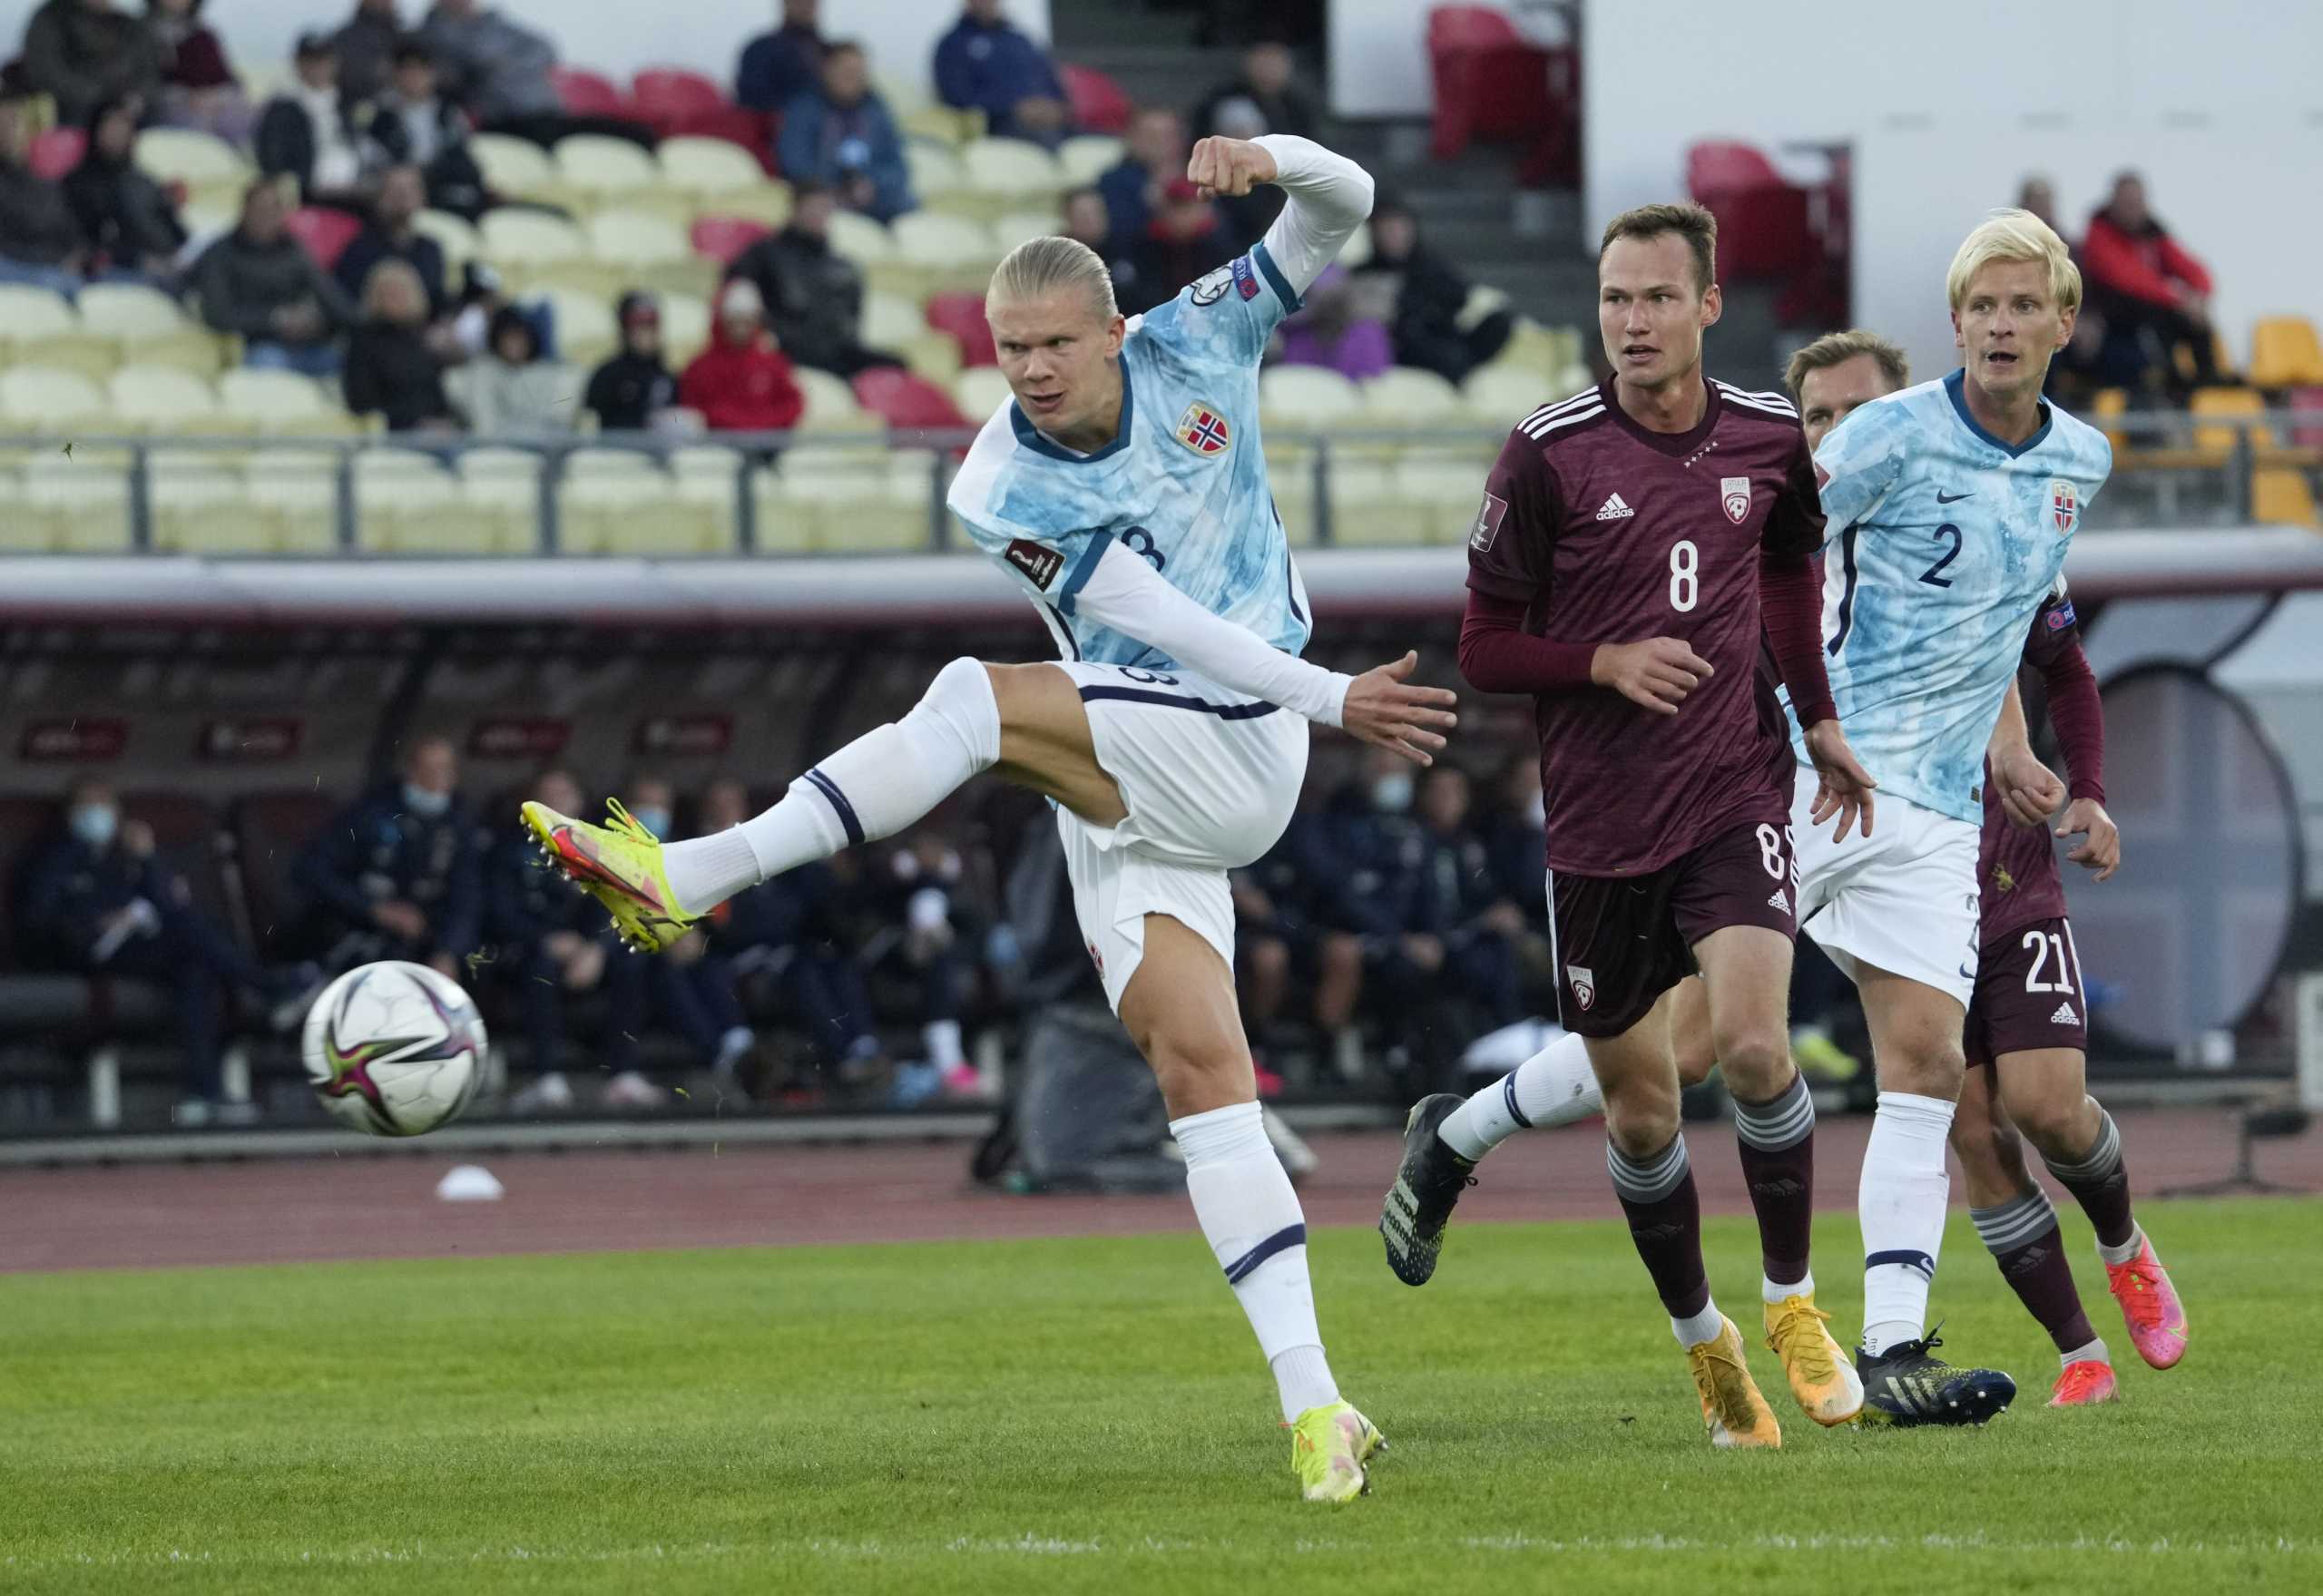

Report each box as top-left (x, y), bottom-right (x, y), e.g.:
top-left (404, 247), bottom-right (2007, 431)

top-left (2062, 1336), bottom-right (2110, 1369)
top-left (1763, 1269), bottom-right (1815, 1306)
top-left (1172, 1100), bottom-right (1338, 1424)
top-left (1859, 1090), bottom-right (1956, 1356)
top-left (922, 1019), bottom-right (965, 1071)
top-left (1672, 1301), bottom-right (1725, 1348)
top-left (661, 656), bottom-right (1000, 911)
top-left (2095, 1221), bottom-right (2145, 1268)
top-left (1438, 1030), bottom-right (1600, 1160)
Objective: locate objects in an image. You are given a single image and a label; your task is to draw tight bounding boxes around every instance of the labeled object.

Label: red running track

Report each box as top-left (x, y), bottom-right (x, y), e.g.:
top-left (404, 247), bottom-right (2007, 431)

top-left (1, 1109), bottom-right (2316, 1273)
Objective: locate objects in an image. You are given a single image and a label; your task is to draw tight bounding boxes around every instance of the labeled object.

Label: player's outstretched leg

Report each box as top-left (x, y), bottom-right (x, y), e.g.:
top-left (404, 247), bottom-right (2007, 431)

top-left (1853, 966), bottom-right (2016, 1425)
top-left (1952, 1065), bottom-right (2115, 1406)
top-left (524, 655), bottom-right (1014, 950)
top-left (1377, 1030), bottom-right (1599, 1285)
top-left (1124, 915), bottom-right (1381, 1503)
top-left (1999, 1055), bottom-right (2188, 1370)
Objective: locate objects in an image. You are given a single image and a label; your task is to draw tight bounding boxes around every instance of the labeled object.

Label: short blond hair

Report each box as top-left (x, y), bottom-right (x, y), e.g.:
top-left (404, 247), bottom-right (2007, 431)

top-left (1946, 207), bottom-right (2081, 313)
top-left (1783, 328), bottom-right (1910, 405)
top-left (990, 234), bottom-right (1117, 322)
top-left (1600, 201), bottom-right (1718, 295)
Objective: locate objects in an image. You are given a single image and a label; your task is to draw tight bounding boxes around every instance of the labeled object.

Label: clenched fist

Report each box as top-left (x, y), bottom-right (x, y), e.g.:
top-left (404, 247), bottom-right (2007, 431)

top-left (1187, 136), bottom-right (1278, 200)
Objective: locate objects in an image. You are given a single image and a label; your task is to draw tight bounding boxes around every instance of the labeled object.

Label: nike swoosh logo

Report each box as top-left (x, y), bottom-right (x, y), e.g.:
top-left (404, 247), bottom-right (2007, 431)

top-left (1936, 491), bottom-right (1973, 504)
top-left (1959, 964), bottom-right (1975, 979)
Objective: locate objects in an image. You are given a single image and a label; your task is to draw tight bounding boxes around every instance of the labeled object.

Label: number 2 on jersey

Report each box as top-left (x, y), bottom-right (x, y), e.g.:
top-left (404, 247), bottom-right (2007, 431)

top-left (1919, 523), bottom-right (1961, 588)
top-left (1668, 539), bottom-right (1698, 612)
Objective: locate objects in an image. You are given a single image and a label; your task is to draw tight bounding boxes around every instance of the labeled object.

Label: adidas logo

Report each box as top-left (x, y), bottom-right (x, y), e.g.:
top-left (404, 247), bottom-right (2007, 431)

top-left (1595, 492), bottom-right (1635, 521)
top-left (2050, 1003), bottom-right (2079, 1025)
top-left (1767, 888), bottom-right (1790, 915)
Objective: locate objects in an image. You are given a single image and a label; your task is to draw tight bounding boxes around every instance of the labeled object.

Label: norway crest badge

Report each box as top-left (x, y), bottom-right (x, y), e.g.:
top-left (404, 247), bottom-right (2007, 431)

top-left (2049, 477), bottom-right (2079, 536)
top-left (1175, 400), bottom-right (1231, 457)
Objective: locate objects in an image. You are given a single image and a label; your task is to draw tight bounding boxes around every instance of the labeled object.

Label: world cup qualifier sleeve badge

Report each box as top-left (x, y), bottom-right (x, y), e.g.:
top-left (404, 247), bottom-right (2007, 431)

top-left (1174, 400), bottom-right (1231, 457)
top-left (2048, 477), bottom-right (2079, 535)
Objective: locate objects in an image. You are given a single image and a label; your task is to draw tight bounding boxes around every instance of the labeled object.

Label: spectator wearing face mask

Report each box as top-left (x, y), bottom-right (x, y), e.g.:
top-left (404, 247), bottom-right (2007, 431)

top-left (1409, 764), bottom-right (1525, 1032)
top-left (486, 766), bottom-right (622, 1115)
top-left (292, 735), bottom-right (482, 981)
top-left (22, 781), bottom-right (319, 1126)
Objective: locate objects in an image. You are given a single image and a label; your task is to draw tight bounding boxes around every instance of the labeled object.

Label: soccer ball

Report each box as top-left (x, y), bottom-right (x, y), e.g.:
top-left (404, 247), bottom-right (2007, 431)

top-left (301, 961), bottom-right (486, 1137)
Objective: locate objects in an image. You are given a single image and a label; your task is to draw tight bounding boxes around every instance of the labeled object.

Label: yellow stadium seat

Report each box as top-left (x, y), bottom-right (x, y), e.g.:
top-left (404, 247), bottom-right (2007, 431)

top-left (953, 366), bottom-right (1014, 421)
top-left (482, 208), bottom-right (588, 269)
top-left (1057, 135), bottom-right (1123, 187)
top-left (906, 141), bottom-right (968, 201)
top-left (587, 209), bottom-right (691, 268)
top-left (415, 208), bottom-right (483, 270)
top-left (1359, 366), bottom-right (1465, 425)
top-left (554, 134), bottom-right (659, 198)
top-left (245, 455), bottom-right (343, 551)
top-left (109, 366), bottom-right (234, 435)
top-left (0, 282), bottom-right (77, 340)
top-left (658, 137), bottom-right (769, 199)
top-left (860, 290), bottom-right (926, 349)
top-left (900, 105), bottom-right (982, 149)
top-left (662, 292), bottom-right (711, 367)
top-left (21, 452), bottom-right (132, 551)
top-left (961, 137), bottom-right (1064, 206)
top-left (2249, 316), bottom-right (2323, 390)
top-left (2251, 468), bottom-right (2319, 528)
top-left (133, 127), bottom-right (248, 186)
top-left (470, 133), bottom-right (557, 200)
top-left (2188, 387), bottom-right (2268, 461)
top-left (148, 458), bottom-right (268, 553)
top-left (770, 452), bottom-right (926, 552)
top-left (352, 449), bottom-right (467, 553)
top-left (989, 209), bottom-right (1062, 253)
top-left (74, 282), bottom-right (185, 339)
top-left (0, 462), bottom-right (34, 550)
top-left (670, 445), bottom-right (746, 549)
top-left (792, 366), bottom-right (875, 433)
top-left (874, 73), bottom-right (931, 116)
top-left (0, 285), bottom-right (114, 377)
top-left (891, 211), bottom-right (1000, 297)
top-left (539, 286), bottom-right (619, 372)
top-left (1259, 366), bottom-right (1364, 433)
top-left (219, 369), bottom-right (358, 436)
top-left (0, 365), bottom-right (108, 433)
top-left (1464, 363), bottom-right (1569, 426)
top-left (699, 184), bottom-right (792, 230)
top-left (1395, 458), bottom-right (1490, 544)
top-left (748, 465), bottom-right (815, 553)
top-left (555, 450), bottom-right (699, 555)
top-left (825, 211), bottom-right (894, 269)
top-left (1326, 460), bottom-right (1424, 546)
top-left (455, 446), bottom-right (545, 551)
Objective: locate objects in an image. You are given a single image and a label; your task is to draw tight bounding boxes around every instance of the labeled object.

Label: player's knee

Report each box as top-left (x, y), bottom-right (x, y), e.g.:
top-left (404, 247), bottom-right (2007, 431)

top-left (915, 657), bottom-right (1005, 761)
top-left (1710, 1026), bottom-right (1788, 1098)
top-left (1879, 1032), bottom-right (1966, 1098)
top-left (1601, 1076), bottom-right (1681, 1159)
top-left (1140, 1029), bottom-right (1249, 1112)
top-left (1998, 1081), bottom-right (2086, 1153)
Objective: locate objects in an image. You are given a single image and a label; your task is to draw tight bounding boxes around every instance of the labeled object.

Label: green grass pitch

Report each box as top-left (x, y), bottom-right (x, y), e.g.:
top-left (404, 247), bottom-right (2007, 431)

top-left (3, 1199), bottom-right (2316, 1594)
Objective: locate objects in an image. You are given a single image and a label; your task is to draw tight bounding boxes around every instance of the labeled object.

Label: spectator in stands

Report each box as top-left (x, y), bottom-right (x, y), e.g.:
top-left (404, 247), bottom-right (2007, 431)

top-left (2082, 170), bottom-right (2220, 397)
top-left (1481, 753), bottom-right (1546, 926)
top-left (188, 179), bottom-right (357, 375)
top-left (725, 180), bottom-right (901, 379)
top-left (2016, 174), bottom-right (2058, 232)
top-left (23, 782), bottom-right (314, 1126)
top-left (584, 290), bottom-right (680, 431)
top-left (1191, 42), bottom-right (1317, 236)
top-left (1276, 262), bottom-right (1391, 382)
top-left (485, 767), bottom-right (614, 1114)
top-left (372, 44), bottom-right (488, 221)
top-left (1059, 184), bottom-right (1132, 298)
top-left (680, 277), bottom-right (804, 434)
top-left (1307, 748), bottom-right (1455, 1053)
top-left (933, 0), bottom-right (1070, 148)
top-left (330, 0), bottom-right (404, 106)
top-left (62, 92), bottom-right (186, 283)
top-left (294, 735), bottom-right (480, 979)
top-left (0, 95), bottom-right (92, 297)
top-left (778, 41), bottom-right (913, 222)
top-left (334, 163), bottom-right (445, 317)
top-left (1097, 106), bottom-right (1184, 264)
top-left (735, 0), bottom-right (826, 115)
top-left (256, 33), bottom-right (379, 209)
top-left (144, 0), bottom-right (250, 145)
top-left (416, 0), bottom-right (561, 128)
top-left (607, 777), bottom-right (757, 1094)
top-left (1411, 763), bottom-right (1524, 1030)
top-left (342, 257), bottom-right (456, 429)
top-left (1354, 192), bottom-right (1513, 384)
top-left (20, 0), bottom-right (160, 130)
top-left (1121, 176), bottom-right (1230, 316)
top-left (872, 831), bottom-right (983, 1099)
top-left (449, 303), bottom-right (575, 433)
top-left (1236, 802), bottom-right (1366, 1043)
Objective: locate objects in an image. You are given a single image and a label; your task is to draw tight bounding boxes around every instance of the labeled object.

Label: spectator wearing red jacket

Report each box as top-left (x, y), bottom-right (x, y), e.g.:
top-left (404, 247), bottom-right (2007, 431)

top-left (680, 277), bottom-right (806, 434)
top-left (2080, 171), bottom-right (2219, 396)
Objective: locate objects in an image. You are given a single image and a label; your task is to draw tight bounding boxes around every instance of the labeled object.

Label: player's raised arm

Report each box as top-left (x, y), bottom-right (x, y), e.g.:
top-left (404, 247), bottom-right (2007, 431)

top-left (1187, 133), bottom-right (1374, 300)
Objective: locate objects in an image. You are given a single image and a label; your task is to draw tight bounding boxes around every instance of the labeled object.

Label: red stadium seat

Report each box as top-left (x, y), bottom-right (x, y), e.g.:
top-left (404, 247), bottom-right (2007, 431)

top-left (2289, 387), bottom-right (2323, 451)
top-left (691, 215), bottom-right (771, 265)
top-left (28, 125), bottom-right (83, 181)
top-left (923, 291), bottom-right (997, 367)
top-left (632, 66), bottom-right (728, 136)
top-left (551, 66), bottom-right (632, 118)
top-left (1060, 64), bottom-right (1132, 135)
top-left (1684, 140), bottom-right (1821, 312)
top-left (1426, 5), bottom-right (1573, 174)
top-left (853, 367), bottom-right (970, 431)
top-left (285, 206), bottom-right (363, 269)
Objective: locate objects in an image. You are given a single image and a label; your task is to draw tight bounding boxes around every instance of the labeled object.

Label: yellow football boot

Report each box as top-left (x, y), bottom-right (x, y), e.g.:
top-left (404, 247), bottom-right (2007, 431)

top-left (1686, 1317), bottom-right (1783, 1449)
top-left (1289, 1401), bottom-right (1384, 1503)
top-left (519, 798), bottom-right (699, 954)
top-left (1764, 1291), bottom-right (1866, 1426)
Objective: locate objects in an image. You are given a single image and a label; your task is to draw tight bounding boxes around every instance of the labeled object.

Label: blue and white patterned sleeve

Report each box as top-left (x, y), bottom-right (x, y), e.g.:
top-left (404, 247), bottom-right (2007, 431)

top-left (1810, 392), bottom-right (1913, 537)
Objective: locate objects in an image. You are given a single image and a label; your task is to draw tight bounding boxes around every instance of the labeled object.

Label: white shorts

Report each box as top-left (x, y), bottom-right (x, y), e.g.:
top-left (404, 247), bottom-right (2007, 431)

top-left (1053, 660), bottom-right (1309, 1012)
top-left (1790, 763), bottom-right (1982, 1010)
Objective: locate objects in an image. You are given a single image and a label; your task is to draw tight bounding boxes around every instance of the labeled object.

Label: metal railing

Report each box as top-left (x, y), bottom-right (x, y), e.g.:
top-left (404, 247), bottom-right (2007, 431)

top-left (2, 409), bottom-right (2309, 556)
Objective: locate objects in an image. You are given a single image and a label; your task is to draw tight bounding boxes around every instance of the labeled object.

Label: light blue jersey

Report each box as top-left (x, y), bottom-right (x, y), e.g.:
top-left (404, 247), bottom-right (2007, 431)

top-left (1788, 369), bottom-right (2112, 824)
top-left (946, 243), bottom-right (1314, 671)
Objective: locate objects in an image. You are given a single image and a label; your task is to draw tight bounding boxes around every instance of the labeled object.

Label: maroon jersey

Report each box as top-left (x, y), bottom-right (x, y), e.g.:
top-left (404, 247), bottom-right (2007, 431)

top-left (1467, 376), bottom-right (1825, 876)
top-left (1977, 587), bottom-right (2086, 941)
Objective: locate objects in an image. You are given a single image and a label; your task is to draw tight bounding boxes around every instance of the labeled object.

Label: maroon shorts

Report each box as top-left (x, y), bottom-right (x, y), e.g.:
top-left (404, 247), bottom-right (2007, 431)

top-left (1547, 818), bottom-right (1799, 1039)
top-left (1965, 915), bottom-right (2088, 1064)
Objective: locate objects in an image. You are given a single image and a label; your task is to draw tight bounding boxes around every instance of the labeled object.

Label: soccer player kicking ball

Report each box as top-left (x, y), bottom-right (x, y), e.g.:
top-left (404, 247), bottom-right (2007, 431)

top-left (1403, 201), bottom-right (1877, 1449)
top-left (524, 134), bottom-right (1457, 1503)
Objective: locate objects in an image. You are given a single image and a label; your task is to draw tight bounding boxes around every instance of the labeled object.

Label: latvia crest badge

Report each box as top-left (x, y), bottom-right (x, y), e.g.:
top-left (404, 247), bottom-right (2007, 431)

top-left (1566, 964), bottom-right (1596, 1012)
top-left (2048, 477), bottom-right (2079, 536)
top-left (1174, 400), bottom-right (1231, 457)
top-left (1720, 475), bottom-right (1751, 524)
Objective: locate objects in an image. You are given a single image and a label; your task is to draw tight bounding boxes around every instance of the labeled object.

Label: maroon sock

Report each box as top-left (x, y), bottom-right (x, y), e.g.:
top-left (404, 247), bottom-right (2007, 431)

top-left (2043, 1110), bottom-right (2136, 1250)
top-left (1732, 1072), bottom-right (1815, 1288)
top-left (1607, 1134), bottom-right (1710, 1318)
top-left (1973, 1191), bottom-right (2099, 1355)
